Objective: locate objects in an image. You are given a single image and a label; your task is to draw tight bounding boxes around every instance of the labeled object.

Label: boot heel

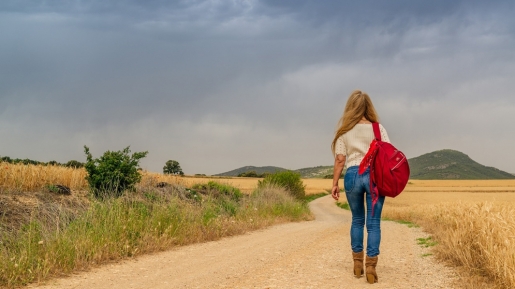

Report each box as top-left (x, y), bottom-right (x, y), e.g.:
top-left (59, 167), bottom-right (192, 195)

top-left (365, 255), bottom-right (379, 283)
top-left (354, 268), bottom-right (362, 277)
top-left (366, 273), bottom-right (375, 284)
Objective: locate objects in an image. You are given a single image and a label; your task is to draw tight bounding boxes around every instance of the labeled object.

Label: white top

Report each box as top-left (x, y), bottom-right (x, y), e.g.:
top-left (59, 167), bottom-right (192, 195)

top-left (335, 123), bottom-right (390, 169)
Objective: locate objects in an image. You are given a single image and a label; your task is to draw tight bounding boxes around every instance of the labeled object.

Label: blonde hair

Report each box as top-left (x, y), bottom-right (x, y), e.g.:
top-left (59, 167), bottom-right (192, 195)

top-left (331, 90), bottom-right (379, 155)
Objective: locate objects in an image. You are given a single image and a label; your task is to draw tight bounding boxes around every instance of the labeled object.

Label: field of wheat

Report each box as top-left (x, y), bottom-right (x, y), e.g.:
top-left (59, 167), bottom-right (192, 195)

top-left (0, 163), bottom-right (333, 195)
top-left (0, 164), bottom-right (255, 194)
top-left (335, 180), bottom-right (515, 289)
top-left (0, 163), bottom-right (88, 192)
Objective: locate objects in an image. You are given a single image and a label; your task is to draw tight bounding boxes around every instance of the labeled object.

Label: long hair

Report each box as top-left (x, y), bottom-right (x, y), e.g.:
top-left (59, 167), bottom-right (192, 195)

top-left (331, 90), bottom-right (379, 155)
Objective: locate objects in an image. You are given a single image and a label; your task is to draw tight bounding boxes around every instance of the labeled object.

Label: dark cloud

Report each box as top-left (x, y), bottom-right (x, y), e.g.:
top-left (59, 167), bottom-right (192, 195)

top-left (1, 0), bottom-right (515, 174)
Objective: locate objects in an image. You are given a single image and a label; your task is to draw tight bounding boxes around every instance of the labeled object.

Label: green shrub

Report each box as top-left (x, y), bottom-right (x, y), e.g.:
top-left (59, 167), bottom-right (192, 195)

top-left (191, 181), bottom-right (243, 201)
top-left (84, 146), bottom-right (148, 198)
top-left (257, 171), bottom-right (305, 199)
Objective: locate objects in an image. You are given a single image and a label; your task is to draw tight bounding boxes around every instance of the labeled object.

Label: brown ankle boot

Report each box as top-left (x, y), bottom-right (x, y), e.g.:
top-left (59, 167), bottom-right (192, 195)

top-left (365, 255), bottom-right (378, 284)
top-left (352, 251), bottom-right (364, 277)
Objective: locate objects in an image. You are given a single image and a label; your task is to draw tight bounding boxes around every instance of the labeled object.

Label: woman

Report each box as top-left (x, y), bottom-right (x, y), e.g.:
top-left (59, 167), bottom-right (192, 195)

top-left (331, 90), bottom-right (390, 284)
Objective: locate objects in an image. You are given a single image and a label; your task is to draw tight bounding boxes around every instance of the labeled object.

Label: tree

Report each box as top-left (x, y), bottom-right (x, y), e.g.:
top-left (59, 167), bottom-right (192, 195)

top-left (65, 160), bottom-right (84, 168)
top-left (1, 156), bottom-right (12, 163)
top-left (237, 171), bottom-right (258, 177)
top-left (163, 160), bottom-right (184, 175)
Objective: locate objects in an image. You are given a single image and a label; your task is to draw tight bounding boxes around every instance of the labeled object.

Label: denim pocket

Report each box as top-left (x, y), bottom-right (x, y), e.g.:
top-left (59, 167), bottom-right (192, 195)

top-left (344, 167), bottom-right (358, 193)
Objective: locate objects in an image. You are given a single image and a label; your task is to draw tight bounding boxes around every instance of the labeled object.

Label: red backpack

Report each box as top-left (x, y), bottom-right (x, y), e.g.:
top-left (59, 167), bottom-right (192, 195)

top-left (359, 123), bottom-right (410, 213)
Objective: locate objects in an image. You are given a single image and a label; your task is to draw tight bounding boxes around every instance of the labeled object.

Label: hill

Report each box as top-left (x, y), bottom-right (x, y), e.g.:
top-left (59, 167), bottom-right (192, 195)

top-left (216, 149), bottom-right (513, 180)
top-left (213, 166), bottom-right (287, 177)
top-left (294, 166), bottom-right (334, 178)
top-left (215, 165), bottom-right (339, 178)
top-left (408, 149), bottom-right (514, 180)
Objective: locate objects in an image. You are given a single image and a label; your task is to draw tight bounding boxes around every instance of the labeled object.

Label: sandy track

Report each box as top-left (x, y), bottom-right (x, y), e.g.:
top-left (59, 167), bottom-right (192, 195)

top-left (32, 196), bottom-right (456, 289)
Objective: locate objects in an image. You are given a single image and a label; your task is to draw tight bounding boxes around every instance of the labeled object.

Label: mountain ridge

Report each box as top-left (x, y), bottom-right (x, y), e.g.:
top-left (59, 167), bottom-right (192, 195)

top-left (215, 149), bottom-right (514, 180)
top-left (213, 165), bottom-right (334, 178)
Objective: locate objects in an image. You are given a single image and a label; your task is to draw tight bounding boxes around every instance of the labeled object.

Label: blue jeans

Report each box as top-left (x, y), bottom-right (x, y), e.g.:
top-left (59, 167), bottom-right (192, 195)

top-left (344, 166), bottom-right (385, 257)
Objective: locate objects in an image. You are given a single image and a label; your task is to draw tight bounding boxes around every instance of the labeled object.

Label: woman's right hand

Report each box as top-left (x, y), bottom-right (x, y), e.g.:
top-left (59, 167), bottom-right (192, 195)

top-left (332, 154), bottom-right (345, 201)
top-left (331, 185), bottom-right (340, 200)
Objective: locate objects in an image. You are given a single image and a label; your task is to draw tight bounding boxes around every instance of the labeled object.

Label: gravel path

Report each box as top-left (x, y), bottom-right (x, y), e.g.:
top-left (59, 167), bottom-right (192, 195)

top-left (32, 196), bottom-right (456, 289)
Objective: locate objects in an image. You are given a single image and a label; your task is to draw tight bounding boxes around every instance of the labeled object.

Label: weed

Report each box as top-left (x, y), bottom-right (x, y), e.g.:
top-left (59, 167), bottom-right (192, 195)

top-left (382, 217), bottom-right (419, 228)
top-left (45, 184), bottom-right (59, 193)
top-left (336, 202), bottom-right (350, 210)
top-left (417, 236), bottom-right (438, 248)
top-left (303, 192), bottom-right (328, 203)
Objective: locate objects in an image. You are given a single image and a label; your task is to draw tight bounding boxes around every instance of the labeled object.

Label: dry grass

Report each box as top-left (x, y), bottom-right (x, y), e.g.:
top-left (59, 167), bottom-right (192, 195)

top-left (171, 176), bottom-right (333, 195)
top-left (142, 173), bottom-right (260, 193)
top-left (0, 182), bottom-right (311, 287)
top-left (337, 180), bottom-right (515, 289)
top-left (0, 163), bottom-right (314, 287)
top-left (0, 163), bottom-right (333, 195)
top-left (0, 163), bottom-right (88, 192)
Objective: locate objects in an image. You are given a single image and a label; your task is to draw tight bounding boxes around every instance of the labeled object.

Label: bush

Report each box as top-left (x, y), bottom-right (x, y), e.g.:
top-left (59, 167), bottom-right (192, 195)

top-left (191, 181), bottom-right (243, 201)
top-left (257, 171), bottom-right (305, 199)
top-left (84, 146), bottom-right (148, 198)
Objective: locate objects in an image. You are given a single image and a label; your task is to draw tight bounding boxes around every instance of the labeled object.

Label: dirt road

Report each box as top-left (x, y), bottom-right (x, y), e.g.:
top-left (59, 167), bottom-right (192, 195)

top-left (33, 196), bottom-right (456, 289)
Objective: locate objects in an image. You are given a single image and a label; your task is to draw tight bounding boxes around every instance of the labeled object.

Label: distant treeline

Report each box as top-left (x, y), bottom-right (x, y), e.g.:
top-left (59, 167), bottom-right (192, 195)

top-left (237, 171), bottom-right (271, 178)
top-left (0, 156), bottom-right (84, 168)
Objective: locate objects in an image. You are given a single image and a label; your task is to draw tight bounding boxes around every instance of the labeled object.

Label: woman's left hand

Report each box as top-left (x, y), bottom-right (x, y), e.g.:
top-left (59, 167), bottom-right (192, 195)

top-left (331, 185), bottom-right (340, 200)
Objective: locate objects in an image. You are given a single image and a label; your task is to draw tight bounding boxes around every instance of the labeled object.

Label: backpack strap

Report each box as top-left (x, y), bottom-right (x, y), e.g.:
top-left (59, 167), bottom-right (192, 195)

top-left (370, 122), bottom-right (381, 216)
top-left (372, 122), bottom-right (381, 141)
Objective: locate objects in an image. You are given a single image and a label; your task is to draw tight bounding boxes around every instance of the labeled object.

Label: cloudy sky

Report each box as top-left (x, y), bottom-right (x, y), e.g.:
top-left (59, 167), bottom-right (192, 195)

top-left (1, 0), bottom-right (514, 175)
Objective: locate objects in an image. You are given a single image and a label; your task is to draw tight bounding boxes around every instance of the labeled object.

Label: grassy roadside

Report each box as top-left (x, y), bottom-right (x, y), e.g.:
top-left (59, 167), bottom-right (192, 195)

top-left (0, 183), bottom-right (312, 287)
top-left (302, 192), bottom-right (328, 203)
top-left (335, 200), bottom-right (515, 289)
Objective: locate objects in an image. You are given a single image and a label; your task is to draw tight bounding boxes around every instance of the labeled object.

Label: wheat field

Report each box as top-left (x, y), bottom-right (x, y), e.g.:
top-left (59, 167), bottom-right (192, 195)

top-left (334, 180), bottom-right (515, 289)
top-left (0, 162), bottom-right (88, 192)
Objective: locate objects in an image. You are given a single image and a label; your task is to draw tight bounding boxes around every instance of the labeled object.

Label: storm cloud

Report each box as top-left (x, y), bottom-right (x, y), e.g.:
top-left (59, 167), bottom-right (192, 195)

top-left (1, 0), bottom-right (514, 174)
